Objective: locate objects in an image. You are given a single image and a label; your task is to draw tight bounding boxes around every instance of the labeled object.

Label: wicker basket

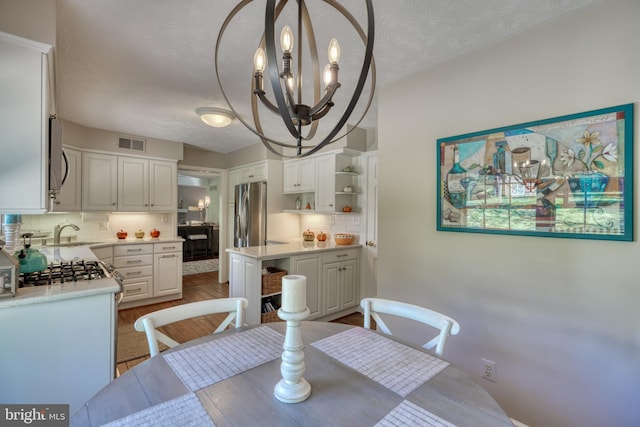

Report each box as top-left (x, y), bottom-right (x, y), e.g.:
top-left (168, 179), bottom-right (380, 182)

top-left (261, 267), bottom-right (287, 295)
top-left (261, 310), bottom-right (281, 323)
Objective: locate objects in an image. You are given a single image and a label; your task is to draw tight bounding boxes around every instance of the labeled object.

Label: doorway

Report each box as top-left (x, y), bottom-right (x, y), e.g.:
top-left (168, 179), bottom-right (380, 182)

top-left (177, 168), bottom-right (223, 274)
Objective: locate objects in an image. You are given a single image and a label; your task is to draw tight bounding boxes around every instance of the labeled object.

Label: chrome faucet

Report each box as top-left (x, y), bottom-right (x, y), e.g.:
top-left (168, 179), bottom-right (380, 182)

top-left (53, 222), bottom-right (80, 245)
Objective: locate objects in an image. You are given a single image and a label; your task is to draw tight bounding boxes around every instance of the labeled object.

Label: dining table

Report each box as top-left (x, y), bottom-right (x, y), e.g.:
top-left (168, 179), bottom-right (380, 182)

top-left (71, 321), bottom-right (512, 426)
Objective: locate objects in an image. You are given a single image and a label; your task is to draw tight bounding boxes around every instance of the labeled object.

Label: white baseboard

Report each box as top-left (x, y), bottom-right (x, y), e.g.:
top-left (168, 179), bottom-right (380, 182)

top-left (511, 419), bottom-right (529, 427)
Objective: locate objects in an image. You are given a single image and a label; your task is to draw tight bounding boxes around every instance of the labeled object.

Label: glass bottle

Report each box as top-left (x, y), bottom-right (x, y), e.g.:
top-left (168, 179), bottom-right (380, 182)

top-left (295, 196), bottom-right (301, 210)
top-left (446, 146), bottom-right (467, 209)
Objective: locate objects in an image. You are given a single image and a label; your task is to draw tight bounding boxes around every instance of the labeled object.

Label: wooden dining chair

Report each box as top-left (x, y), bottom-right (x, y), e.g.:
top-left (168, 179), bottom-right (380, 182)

top-left (360, 297), bottom-right (460, 357)
top-left (134, 297), bottom-right (249, 357)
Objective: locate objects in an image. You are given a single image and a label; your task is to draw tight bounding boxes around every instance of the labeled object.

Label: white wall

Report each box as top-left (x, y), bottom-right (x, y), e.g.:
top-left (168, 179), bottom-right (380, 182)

top-left (378, 1), bottom-right (639, 426)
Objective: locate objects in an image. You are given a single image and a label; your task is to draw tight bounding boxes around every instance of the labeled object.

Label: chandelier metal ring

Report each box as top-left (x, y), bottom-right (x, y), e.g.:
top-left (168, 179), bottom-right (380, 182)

top-left (215, 0), bottom-right (376, 157)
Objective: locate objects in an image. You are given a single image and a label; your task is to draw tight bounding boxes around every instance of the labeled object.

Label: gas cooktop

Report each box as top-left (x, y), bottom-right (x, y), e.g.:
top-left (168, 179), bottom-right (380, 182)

top-left (19, 260), bottom-right (108, 287)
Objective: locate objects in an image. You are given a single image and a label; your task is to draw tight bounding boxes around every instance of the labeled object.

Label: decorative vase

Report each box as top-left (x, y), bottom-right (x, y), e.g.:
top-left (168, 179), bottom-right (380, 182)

top-left (567, 171), bottom-right (609, 208)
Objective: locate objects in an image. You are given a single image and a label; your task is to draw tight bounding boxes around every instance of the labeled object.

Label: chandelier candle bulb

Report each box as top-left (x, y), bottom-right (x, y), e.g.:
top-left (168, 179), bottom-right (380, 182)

top-left (281, 275), bottom-right (307, 313)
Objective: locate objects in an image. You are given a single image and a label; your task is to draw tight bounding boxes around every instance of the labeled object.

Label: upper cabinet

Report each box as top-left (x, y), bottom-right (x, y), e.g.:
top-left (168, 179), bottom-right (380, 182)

top-left (82, 152), bottom-right (118, 211)
top-left (283, 158), bottom-right (316, 194)
top-left (82, 151), bottom-right (177, 212)
top-left (227, 160), bottom-right (270, 200)
top-left (0, 32), bottom-right (52, 214)
top-left (148, 160), bottom-right (177, 211)
top-left (283, 149), bottom-right (361, 214)
top-left (117, 157), bottom-right (176, 212)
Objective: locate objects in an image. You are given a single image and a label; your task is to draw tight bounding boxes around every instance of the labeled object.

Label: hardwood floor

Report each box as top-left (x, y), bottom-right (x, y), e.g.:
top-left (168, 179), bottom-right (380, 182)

top-left (116, 271), bottom-right (366, 374)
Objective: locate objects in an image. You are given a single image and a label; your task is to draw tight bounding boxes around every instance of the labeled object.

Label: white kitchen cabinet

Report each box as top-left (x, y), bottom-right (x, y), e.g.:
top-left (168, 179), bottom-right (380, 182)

top-left (283, 158), bottom-right (316, 193)
top-left (153, 242), bottom-right (182, 297)
top-left (315, 151), bottom-right (360, 213)
top-left (229, 252), bottom-right (261, 324)
top-left (290, 253), bottom-right (322, 319)
top-left (82, 152), bottom-right (118, 211)
top-left (322, 249), bottom-right (359, 316)
top-left (51, 146), bottom-right (82, 212)
top-left (239, 162), bottom-right (267, 183)
top-left (118, 156), bottom-right (149, 211)
top-left (0, 291), bottom-right (116, 413)
top-left (118, 157), bottom-right (176, 212)
top-left (315, 154), bottom-right (336, 212)
top-left (0, 32), bottom-right (52, 214)
top-left (114, 243), bottom-right (154, 303)
top-left (228, 161), bottom-right (268, 195)
top-left (149, 160), bottom-right (177, 211)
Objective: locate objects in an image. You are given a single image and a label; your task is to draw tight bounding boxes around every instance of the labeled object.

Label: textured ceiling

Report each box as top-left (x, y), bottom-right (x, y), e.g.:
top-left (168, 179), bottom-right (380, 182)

top-left (55, 0), bottom-right (599, 154)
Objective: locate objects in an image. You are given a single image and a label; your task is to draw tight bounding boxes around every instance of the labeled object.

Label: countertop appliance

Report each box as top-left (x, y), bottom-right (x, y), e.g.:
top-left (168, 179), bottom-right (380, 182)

top-left (0, 245), bottom-right (19, 298)
top-left (234, 181), bottom-right (267, 247)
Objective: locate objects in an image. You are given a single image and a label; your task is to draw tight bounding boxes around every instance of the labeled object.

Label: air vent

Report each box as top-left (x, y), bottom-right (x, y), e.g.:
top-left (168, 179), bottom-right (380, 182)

top-left (118, 137), bottom-right (146, 152)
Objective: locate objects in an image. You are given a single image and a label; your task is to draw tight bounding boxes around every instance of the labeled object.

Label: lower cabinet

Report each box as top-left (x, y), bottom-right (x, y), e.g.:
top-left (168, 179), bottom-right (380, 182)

top-left (153, 242), bottom-right (182, 297)
top-left (114, 244), bottom-right (154, 303)
top-left (229, 248), bottom-right (359, 325)
top-left (322, 249), bottom-right (358, 316)
top-left (107, 241), bottom-right (183, 309)
top-left (290, 253), bottom-right (322, 319)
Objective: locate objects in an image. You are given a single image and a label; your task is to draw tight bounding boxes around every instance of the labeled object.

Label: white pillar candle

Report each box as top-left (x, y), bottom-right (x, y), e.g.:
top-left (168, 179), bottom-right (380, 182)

top-left (281, 275), bottom-right (307, 313)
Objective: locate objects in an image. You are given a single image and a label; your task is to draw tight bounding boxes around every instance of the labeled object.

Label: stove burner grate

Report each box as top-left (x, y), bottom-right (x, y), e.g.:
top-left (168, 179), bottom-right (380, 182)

top-left (19, 260), bottom-right (107, 287)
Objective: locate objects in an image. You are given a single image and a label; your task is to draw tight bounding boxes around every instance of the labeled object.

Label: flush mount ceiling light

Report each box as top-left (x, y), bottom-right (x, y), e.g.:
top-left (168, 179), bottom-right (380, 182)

top-left (215, 0), bottom-right (376, 157)
top-left (196, 107), bottom-right (235, 128)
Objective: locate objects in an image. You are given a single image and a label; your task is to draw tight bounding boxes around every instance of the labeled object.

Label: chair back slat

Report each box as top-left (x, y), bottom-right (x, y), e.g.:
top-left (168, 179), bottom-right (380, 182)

top-left (361, 297), bottom-right (460, 357)
top-left (134, 297), bottom-right (249, 357)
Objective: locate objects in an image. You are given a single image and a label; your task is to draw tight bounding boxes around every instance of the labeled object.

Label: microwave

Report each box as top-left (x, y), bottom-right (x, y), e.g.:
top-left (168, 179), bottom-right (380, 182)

top-left (0, 247), bottom-right (19, 298)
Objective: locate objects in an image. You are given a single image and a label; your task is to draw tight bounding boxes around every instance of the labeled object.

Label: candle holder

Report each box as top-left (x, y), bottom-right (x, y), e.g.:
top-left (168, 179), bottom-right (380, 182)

top-left (274, 306), bottom-right (311, 403)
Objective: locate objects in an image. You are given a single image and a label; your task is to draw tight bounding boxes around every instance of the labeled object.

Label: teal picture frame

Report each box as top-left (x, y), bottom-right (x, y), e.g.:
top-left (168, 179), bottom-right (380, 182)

top-left (437, 103), bottom-right (634, 241)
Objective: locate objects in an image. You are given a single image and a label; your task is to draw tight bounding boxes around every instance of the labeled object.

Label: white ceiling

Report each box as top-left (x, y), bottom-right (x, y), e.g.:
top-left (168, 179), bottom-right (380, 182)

top-left (55, 0), bottom-right (599, 154)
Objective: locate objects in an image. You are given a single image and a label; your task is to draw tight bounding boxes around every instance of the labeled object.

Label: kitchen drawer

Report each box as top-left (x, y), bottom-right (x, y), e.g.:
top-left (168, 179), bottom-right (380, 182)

top-left (113, 254), bottom-right (153, 269)
top-left (121, 278), bottom-right (152, 302)
top-left (323, 248), bottom-right (358, 263)
top-left (114, 244), bottom-right (153, 256)
top-left (117, 265), bottom-right (153, 280)
top-left (154, 242), bottom-right (182, 254)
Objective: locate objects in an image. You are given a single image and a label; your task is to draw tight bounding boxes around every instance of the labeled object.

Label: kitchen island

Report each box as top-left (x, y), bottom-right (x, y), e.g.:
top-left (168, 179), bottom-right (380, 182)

top-left (227, 240), bottom-right (362, 325)
top-left (0, 244), bottom-right (120, 414)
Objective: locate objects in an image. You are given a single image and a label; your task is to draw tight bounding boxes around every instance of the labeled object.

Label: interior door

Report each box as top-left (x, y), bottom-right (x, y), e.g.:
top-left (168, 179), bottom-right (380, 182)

top-left (364, 153), bottom-right (378, 298)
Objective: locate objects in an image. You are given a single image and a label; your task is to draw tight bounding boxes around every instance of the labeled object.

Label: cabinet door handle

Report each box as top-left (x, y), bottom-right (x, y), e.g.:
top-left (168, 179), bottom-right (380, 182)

top-left (126, 287), bottom-right (142, 294)
top-left (337, 254), bottom-right (348, 258)
top-left (161, 254), bottom-right (177, 259)
top-left (127, 248), bottom-right (143, 252)
top-left (162, 246), bottom-right (177, 250)
top-left (126, 271), bottom-right (142, 276)
top-left (126, 260), bottom-right (142, 264)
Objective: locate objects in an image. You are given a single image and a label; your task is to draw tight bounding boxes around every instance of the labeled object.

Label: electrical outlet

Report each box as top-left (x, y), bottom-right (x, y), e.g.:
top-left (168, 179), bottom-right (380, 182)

top-left (353, 216), bottom-right (360, 225)
top-left (481, 358), bottom-right (497, 383)
top-left (98, 222), bottom-right (109, 231)
top-left (161, 214), bottom-right (168, 223)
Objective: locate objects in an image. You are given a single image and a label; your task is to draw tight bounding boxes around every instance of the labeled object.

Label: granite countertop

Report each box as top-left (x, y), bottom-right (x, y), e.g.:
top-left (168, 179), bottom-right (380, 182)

top-left (226, 239), bottom-right (361, 260)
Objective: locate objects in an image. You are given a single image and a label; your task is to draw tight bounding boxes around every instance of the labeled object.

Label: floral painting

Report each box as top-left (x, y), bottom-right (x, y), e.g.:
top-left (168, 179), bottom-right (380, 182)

top-left (437, 104), bottom-right (634, 241)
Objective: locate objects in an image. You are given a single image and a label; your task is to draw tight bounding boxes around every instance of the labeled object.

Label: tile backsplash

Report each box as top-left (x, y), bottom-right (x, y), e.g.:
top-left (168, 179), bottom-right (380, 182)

top-left (12, 212), bottom-right (178, 243)
top-left (299, 213), bottom-right (363, 243)
top-left (3, 211), bottom-right (362, 246)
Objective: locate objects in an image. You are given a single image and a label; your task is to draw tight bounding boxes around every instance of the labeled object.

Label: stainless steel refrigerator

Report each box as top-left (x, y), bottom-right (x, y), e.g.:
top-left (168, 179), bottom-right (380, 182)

top-left (234, 181), bottom-right (267, 247)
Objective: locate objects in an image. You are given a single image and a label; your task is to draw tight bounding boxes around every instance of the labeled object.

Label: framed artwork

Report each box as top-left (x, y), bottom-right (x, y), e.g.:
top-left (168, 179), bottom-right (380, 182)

top-left (437, 103), bottom-right (634, 241)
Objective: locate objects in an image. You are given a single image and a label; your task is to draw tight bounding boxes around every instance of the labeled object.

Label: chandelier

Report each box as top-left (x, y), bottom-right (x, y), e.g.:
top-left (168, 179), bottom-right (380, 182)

top-left (215, 0), bottom-right (376, 157)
